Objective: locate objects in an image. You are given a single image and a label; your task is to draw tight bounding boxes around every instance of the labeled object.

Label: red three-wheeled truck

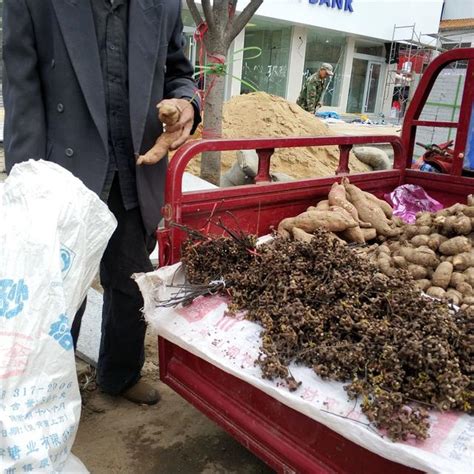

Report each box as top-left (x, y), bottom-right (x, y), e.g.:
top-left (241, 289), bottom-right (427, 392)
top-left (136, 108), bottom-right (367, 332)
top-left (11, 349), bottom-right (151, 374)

top-left (154, 48), bottom-right (474, 473)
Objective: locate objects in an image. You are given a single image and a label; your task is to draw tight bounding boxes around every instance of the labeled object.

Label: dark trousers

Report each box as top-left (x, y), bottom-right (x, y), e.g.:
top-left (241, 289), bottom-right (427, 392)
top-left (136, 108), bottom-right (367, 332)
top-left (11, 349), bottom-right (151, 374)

top-left (72, 177), bottom-right (155, 394)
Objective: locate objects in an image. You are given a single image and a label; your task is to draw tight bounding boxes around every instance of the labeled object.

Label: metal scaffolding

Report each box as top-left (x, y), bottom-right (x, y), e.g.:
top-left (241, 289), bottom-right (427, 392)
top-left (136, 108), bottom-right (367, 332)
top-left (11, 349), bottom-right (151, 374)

top-left (382, 24), bottom-right (445, 124)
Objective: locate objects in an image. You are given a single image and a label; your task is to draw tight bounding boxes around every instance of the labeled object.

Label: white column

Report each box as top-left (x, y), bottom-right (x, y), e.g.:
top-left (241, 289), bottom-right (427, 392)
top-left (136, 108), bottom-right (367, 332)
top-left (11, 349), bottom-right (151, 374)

top-left (225, 29), bottom-right (246, 99)
top-left (339, 36), bottom-right (355, 113)
top-left (286, 26), bottom-right (307, 102)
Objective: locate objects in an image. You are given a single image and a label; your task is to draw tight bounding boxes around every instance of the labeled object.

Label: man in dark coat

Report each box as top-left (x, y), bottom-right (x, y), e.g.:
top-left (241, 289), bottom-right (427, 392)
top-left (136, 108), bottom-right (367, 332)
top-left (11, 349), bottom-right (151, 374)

top-left (3, 0), bottom-right (200, 404)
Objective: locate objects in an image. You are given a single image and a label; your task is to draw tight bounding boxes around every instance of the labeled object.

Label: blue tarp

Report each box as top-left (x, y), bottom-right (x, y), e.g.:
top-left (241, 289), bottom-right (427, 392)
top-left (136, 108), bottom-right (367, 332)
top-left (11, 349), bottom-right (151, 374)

top-left (316, 111), bottom-right (341, 120)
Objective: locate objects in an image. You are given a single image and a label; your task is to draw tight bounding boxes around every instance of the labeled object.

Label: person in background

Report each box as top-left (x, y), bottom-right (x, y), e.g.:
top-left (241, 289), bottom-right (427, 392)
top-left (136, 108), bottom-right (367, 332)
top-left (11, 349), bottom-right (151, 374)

top-left (3, 0), bottom-right (200, 405)
top-left (297, 63), bottom-right (334, 114)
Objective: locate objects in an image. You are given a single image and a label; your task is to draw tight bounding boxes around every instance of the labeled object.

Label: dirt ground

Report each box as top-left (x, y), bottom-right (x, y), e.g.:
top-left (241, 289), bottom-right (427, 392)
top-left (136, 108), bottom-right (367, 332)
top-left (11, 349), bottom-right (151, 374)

top-left (74, 332), bottom-right (274, 474)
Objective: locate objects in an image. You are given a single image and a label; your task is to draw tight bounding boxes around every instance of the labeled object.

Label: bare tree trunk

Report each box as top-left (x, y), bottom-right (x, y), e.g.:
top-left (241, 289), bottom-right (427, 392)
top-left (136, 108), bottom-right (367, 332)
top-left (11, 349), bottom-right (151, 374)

top-left (201, 72), bottom-right (226, 185)
top-left (186, 0), bottom-right (264, 186)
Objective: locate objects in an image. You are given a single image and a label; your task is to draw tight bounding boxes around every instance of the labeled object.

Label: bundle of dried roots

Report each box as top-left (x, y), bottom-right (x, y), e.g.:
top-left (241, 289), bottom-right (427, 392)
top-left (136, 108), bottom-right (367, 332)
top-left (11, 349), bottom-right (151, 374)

top-left (181, 230), bottom-right (473, 441)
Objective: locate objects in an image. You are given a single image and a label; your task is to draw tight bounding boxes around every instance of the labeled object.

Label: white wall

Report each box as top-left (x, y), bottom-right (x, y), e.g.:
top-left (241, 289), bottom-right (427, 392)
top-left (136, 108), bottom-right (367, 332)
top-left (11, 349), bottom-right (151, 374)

top-left (286, 26), bottom-right (307, 101)
top-left (440, 31), bottom-right (474, 45)
top-left (192, 0), bottom-right (444, 41)
top-left (442, 0), bottom-right (474, 20)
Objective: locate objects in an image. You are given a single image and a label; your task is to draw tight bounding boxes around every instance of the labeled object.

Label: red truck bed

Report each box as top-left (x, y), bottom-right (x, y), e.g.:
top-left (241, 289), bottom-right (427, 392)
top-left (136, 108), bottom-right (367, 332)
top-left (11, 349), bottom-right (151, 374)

top-left (155, 48), bottom-right (474, 473)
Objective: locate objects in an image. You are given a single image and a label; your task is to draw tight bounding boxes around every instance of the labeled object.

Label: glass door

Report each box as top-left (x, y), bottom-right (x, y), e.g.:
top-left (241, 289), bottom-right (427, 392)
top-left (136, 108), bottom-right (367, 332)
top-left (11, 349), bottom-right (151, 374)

top-left (347, 59), bottom-right (383, 114)
top-left (364, 62), bottom-right (382, 113)
top-left (347, 58), bottom-right (368, 113)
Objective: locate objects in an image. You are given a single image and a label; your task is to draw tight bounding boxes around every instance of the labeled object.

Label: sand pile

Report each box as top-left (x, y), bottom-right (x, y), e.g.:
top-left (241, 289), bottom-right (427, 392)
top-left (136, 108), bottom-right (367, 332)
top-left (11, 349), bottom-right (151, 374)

top-left (185, 92), bottom-right (369, 179)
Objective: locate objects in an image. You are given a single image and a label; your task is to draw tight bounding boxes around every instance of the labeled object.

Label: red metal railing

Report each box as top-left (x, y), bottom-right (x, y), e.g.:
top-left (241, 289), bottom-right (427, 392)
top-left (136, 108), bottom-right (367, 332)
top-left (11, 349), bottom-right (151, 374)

top-left (159, 135), bottom-right (404, 266)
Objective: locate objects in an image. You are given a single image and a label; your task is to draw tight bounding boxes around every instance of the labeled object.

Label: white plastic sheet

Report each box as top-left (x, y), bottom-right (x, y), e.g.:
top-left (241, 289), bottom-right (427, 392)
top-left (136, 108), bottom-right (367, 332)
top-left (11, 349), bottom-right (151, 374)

top-left (0, 160), bottom-right (116, 472)
top-left (135, 263), bottom-right (473, 474)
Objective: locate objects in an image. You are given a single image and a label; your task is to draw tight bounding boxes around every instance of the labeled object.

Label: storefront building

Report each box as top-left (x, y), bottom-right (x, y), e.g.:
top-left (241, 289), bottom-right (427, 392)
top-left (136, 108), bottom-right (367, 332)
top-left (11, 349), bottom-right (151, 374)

top-left (0, 1), bottom-right (446, 115)
top-left (182, 0), bottom-right (445, 115)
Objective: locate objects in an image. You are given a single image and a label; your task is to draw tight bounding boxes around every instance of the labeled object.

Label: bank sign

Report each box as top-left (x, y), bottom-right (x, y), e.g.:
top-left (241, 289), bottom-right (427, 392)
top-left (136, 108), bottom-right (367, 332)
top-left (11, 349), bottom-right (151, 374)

top-left (309, 0), bottom-right (354, 13)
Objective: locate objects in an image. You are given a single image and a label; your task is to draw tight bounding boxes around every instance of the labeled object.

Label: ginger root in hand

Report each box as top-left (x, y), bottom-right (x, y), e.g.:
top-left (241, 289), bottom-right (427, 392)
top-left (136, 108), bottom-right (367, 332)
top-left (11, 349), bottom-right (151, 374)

top-left (136, 103), bottom-right (181, 165)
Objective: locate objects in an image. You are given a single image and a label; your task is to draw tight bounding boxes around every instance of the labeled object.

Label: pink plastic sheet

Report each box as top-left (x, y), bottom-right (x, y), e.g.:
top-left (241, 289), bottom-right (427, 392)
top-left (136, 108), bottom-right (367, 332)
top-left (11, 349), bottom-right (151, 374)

top-left (385, 185), bottom-right (444, 224)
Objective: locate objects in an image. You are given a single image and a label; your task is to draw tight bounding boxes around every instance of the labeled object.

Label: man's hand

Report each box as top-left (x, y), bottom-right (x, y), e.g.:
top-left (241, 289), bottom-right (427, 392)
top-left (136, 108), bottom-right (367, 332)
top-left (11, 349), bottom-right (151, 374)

top-left (157, 98), bottom-right (195, 150)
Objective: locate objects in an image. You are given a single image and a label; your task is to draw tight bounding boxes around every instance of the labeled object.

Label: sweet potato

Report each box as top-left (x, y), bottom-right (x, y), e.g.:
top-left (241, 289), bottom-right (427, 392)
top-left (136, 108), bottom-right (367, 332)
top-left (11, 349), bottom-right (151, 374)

top-left (461, 206), bottom-right (474, 217)
top-left (415, 212), bottom-right (432, 227)
top-left (463, 268), bottom-right (474, 287)
top-left (400, 246), bottom-right (439, 268)
top-left (438, 203), bottom-right (466, 216)
top-left (431, 261), bottom-right (453, 289)
top-left (415, 279), bottom-right (431, 291)
top-left (137, 103), bottom-right (181, 165)
top-left (453, 215), bottom-right (472, 235)
top-left (427, 233), bottom-right (448, 251)
top-left (361, 228), bottom-right (377, 241)
top-left (404, 226), bottom-right (431, 239)
top-left (292, 227), bottom-right (314, 243)
top-left (316, 200), bottom-right (330, 210)
top-left (439, 236), bottom-right (472, 256)
top-left (411, 235), bottom-right (430, 247)
top-left (452, 250), bottom-right (474, 271)
top-left (392, 216), bottom-right (405, 227)
top-left (450, 272), bottom-right (466, 288)
top-left (389, 241), bottom-right (401, 252)
top-left (377, 244), bottom-right (391, 256)
top-left (378, 255), bottom-right (395, 277)
top-left (344, 182), bottom-right (397, 237)
top-left (403, 226), bottom-right (421, 239)
top-left (426, 286), bottom-right (446, 299)
top-left (278, 210), bottom-right (357, 235)
top-left (393, 256), bottom-right (407, 268)
top-left (341, 227), bottom-right (365, 244)
top-left (362, 191), bottom-right (393, 218)
top-left (277, 217), bottom-right (294, 239)
top-left (329, 182), bottom-right (371, 227)
top-left (456, 282), bottom-right (473, 296)
top-left (450, 203), bottom-right (468, 214)
top-left (328, 183), bottom-right (357, 217)
top-left (408, 264), bottom-right (428, 279)
top-left (417, 226), bottom-right (432, 235)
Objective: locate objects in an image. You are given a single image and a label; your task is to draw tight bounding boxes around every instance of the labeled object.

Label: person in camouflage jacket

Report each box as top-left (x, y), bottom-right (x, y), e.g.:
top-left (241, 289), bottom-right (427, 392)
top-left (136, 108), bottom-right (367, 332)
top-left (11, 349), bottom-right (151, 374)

top-left (297, 63), bottom-right (334, 114)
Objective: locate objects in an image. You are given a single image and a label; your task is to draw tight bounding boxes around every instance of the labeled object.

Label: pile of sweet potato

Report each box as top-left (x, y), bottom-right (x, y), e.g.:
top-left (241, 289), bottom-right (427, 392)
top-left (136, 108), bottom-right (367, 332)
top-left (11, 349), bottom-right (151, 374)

top-left (372, 200), bottom-right (474, 310)
top-left (277, 178), bottom-right (401, 244)
top-left (278, 184), bottom-right (474, 310)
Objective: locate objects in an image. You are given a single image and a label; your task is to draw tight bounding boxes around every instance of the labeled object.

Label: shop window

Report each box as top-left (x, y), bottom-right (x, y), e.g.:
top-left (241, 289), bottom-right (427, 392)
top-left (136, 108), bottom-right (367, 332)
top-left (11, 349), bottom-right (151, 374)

top-left (241, 24), bottom-right (291, 98)
top-left (355, 44), bottom-right (384, 56)
top-left (303, 30), bottom-right (345, 107)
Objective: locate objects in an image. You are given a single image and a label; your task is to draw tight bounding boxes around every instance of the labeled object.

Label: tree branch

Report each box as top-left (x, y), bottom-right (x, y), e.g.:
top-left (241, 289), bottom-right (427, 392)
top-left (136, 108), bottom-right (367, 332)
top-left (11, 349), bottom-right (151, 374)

top-left (226, 0), bottom-right (237, 27)
top-left (185, 0), bottom-right (203, 26)
top-left (201, 0), bottom-right (215, 30)
top-left (212, 0), bottom-right (229, 30)
top-left (226, 0), bottom-right (263, 46)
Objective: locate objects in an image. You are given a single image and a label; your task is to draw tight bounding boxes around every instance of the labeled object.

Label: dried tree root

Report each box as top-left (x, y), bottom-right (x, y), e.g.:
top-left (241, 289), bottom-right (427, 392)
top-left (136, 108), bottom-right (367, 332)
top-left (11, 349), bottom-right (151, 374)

top-left (181, 230), bottom-right (473, 441)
